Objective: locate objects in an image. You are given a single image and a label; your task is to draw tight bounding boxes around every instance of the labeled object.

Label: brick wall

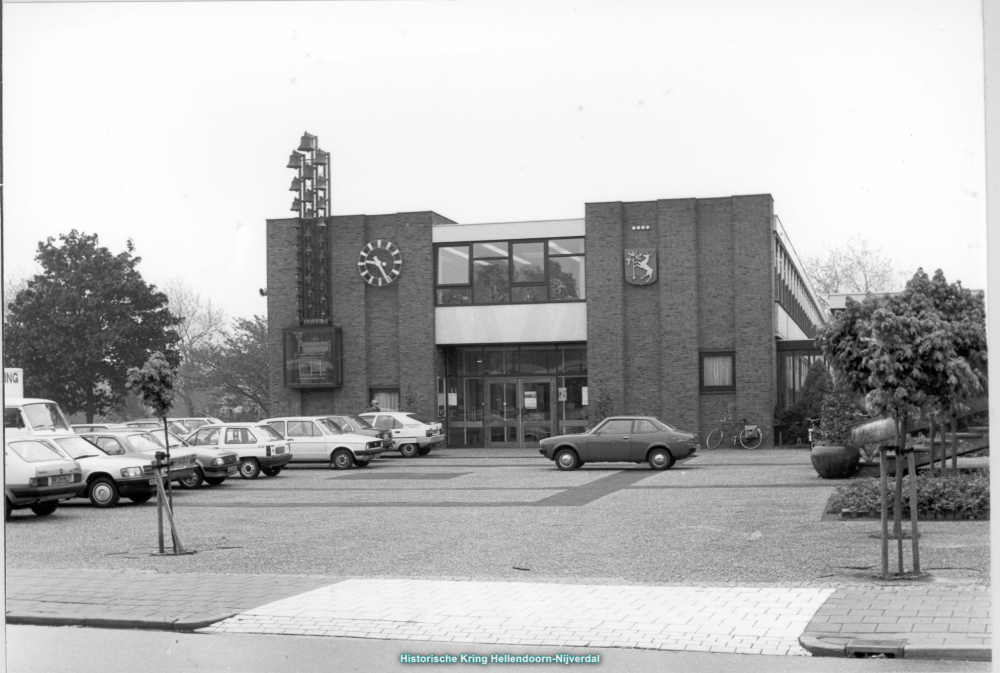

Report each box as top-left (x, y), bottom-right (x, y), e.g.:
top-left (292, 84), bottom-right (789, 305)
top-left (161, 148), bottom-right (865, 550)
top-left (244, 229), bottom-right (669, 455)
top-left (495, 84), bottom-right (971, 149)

top-left (266, 217), bottom-right (302, 417)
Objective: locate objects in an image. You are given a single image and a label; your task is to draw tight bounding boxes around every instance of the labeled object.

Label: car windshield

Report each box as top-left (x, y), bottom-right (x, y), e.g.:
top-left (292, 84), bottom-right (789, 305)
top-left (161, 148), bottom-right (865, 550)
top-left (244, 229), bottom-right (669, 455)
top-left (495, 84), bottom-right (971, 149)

top-left (53, 435), bottom-right (108, 459)
top-left (404, 413), bottom-right (433, 424)
top-left (125, 433), bottom-right (166, 452)
top-left (316, 419), bottom-right (343, 435)
top-left (345, 415), bottom-right (373, 429)
top-left (7, 439), bottom-right (66, 462)
top-left (22, 403), bottom-right (72, 432)
top-left (256, 425), bottom-right (284, 441)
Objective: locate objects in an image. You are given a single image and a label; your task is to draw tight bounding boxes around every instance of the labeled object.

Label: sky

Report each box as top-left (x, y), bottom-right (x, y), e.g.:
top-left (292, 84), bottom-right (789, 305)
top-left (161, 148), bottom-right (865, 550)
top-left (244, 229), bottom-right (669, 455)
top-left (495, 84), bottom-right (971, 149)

top-left (3, 0), bottom-right (989, 321)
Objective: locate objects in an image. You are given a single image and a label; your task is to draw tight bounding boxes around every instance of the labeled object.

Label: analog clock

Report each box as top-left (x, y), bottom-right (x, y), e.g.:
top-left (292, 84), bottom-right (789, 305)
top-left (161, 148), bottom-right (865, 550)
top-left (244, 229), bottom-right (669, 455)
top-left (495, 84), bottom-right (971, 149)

top-left (358, 239), bottom-right (402, 286)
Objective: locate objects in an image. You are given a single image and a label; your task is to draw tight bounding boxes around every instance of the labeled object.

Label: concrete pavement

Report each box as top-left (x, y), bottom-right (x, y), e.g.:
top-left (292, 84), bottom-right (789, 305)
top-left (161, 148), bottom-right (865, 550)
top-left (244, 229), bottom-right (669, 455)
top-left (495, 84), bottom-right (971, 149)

top-left (5, 568), bottom-right (991, 660)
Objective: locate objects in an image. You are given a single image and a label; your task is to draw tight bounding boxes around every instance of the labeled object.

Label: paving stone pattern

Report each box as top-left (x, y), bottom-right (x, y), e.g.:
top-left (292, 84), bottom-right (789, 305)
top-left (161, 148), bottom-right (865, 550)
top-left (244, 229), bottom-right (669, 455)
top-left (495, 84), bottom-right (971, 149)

top-left (201, 579), bottom-right (833, 656)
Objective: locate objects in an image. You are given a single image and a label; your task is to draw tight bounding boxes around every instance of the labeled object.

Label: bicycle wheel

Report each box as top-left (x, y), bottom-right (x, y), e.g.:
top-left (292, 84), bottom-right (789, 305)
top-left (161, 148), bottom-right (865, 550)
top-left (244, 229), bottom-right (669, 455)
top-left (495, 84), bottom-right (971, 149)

top-left (739, 428), bottom-right (763, 450)
top-left (706, 429), bottom-right (723, 450)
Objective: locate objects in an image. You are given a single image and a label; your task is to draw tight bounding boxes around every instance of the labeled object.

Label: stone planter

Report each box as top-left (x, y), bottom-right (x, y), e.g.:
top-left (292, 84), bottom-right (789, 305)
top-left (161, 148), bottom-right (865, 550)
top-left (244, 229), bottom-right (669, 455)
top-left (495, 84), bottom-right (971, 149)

top-left (811, 444), bottom-right (860, 479)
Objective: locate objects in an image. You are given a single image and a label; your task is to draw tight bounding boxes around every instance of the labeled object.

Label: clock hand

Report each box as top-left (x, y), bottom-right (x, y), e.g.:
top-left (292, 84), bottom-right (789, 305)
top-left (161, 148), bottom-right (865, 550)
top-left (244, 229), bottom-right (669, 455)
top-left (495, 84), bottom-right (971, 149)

top-left (376, 258), bottom-right (392, 283)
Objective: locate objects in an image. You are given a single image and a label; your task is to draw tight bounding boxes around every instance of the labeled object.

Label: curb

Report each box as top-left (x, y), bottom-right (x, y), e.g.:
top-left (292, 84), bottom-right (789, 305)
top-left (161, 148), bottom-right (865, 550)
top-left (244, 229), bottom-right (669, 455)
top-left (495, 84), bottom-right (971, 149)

top-left (799, 636), bottom-right (992, 662)
top-left (6, 612), bottom-right (235, 633)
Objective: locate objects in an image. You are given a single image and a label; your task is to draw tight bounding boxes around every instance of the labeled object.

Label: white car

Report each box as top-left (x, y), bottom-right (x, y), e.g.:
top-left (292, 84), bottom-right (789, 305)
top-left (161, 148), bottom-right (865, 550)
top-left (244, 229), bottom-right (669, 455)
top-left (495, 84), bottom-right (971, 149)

top-left (359, 411), bottom-right (444, 458)
top-left (262, 416), bottom-right (386, 469)
top-left (46, 434), bottom-right (158, 508)
top-left (4, 398), bottom-right (74, 438)
top-left (5, 437), bottom-right (84, 519)
top-left (184, 423), bottom-right (292, 479)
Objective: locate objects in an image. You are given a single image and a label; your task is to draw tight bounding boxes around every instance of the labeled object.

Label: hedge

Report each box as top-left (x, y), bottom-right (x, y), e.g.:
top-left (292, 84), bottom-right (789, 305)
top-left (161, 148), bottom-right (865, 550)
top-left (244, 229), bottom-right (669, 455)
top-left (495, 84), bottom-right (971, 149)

top-left (827, 471), bottom-right (990, 519)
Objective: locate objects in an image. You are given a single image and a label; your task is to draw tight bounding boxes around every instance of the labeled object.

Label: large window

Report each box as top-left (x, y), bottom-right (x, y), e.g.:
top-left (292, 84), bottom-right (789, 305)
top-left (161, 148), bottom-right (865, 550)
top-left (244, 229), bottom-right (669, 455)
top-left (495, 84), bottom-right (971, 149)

top-left (436, 238), bottom-right (586, 305)
top-left (700, 351), bottom-right (735, 392)
top-left (284, 327), bottom-right (343, 388)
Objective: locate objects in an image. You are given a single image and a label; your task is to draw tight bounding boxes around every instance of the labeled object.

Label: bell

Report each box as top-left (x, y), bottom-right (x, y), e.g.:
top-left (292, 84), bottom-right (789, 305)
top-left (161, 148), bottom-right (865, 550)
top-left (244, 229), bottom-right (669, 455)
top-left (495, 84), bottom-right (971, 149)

top-left (303, 190), bottom-right (314, 201)
top-left (316, 196), bottom-right (327, 209)
top-left (317, 220), bottom-right (327, 229)
top-left (302, 165), bottom-right (316, 179)
top-left (298, 132), bottom-right (318, 152)
top-left (289, 178), bottom-right (302, 192)
top-left (314, 149), bottom-right (329, 164)
top-left (290, 198), bottom-right (301, 212)
top-left (287, 153), bottom-right (303, 169)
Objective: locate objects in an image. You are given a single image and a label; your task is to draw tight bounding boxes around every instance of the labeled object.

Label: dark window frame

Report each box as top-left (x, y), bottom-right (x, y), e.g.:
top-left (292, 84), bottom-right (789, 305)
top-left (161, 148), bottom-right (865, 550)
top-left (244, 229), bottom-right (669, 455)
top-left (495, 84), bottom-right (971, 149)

top-left (699, 350), bottom-right (736, 393)
top-left (283, 326), bottom-right (343, 389)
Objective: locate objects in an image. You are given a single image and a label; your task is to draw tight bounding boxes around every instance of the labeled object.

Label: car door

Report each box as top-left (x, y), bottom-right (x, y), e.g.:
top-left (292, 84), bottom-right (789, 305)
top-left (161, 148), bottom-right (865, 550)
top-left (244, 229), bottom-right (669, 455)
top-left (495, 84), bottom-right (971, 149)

top-left (584, 419), bottom-right (634, 462)
top-left (629, 419), bottom-right (660, 462)
top-left (286, 420), bottom-right (324, 461)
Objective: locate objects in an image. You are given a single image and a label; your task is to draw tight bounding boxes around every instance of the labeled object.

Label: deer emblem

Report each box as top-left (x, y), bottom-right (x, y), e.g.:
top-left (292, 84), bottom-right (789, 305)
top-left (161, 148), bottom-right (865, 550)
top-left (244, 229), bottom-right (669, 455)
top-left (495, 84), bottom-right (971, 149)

top-left (625, 249), bottom-right (657, 285)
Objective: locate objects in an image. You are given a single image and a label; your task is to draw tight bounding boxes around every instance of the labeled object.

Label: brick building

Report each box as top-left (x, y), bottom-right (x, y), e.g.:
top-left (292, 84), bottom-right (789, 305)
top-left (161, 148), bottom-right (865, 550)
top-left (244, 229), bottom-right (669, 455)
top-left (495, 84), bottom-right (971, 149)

top-left (266, 194), bottom-right (826, 449)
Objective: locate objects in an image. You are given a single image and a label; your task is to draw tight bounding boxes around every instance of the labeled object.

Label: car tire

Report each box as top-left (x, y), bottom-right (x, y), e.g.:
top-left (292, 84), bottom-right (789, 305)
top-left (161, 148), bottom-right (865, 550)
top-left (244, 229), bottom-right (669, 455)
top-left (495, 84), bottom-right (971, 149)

top-left (648, 448), bottom-right (674, 471)
top-left (4, 497), bottom-right (11, 520)
top-left (239, 459), bottom-right (261, 479)
top-left (555, 448), bottom-right (580, 471)
top-left (399, 443), bottom-right (419, 458)
top-left (89, 476), bottom-right (120, 508)
top-left (204, 477), bottom-right (226, 486)
top-left (332, 449), bottom-right (354, 470)
top-left (178, 467), bottom-right (204, 489)
top-left (354, 460), bottom-right (370, 468)
top-left (30, 501), bottom-right (58, 516)
top-left (128, 492), bottom-right (154, 505)
top-left (706, 429), bottom-right (723, 450)
top-left (262, 467), bottom-right (282, 477)
top-left (417, 447), bottom-right (431, 456)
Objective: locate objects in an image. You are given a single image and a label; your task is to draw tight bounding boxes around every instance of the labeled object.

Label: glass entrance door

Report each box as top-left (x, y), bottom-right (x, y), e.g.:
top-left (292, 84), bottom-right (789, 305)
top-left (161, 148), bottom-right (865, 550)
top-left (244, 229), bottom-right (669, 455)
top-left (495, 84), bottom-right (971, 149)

top-left (485, 377), bottom-right (556, 448)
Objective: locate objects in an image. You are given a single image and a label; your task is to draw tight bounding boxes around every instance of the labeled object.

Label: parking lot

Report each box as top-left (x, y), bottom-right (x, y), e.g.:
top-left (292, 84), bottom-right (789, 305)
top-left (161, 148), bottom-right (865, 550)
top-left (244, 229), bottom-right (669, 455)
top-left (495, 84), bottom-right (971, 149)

top-left (5, 448), bottom-right (990, 588)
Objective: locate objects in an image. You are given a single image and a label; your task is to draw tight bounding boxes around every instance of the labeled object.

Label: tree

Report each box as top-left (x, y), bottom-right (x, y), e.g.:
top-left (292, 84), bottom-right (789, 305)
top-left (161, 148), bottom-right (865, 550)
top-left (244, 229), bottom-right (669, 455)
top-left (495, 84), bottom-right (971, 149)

top-left (803, 236), bottom-right (907, 301)
top-left (3, 268), bottom-right (30, 323)
top-left (3, 231), bottom-right (180, 421)
top-left (202, 316), bottom-right (270, 418)
top-left (164, 279), bottom-right (227, 415)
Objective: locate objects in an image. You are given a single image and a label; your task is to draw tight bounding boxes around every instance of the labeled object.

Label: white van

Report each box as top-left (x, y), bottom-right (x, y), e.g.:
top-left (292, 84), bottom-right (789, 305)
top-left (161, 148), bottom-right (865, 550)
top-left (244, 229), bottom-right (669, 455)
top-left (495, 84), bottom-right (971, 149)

top-left (4, 398), bottom-right (75, 438)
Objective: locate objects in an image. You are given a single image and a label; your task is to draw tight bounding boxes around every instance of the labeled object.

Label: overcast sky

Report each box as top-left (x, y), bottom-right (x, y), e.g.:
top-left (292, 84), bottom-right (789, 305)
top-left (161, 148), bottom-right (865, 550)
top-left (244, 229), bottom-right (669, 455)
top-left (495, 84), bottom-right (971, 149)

top-left (3, 0), bottom-right (988, 321)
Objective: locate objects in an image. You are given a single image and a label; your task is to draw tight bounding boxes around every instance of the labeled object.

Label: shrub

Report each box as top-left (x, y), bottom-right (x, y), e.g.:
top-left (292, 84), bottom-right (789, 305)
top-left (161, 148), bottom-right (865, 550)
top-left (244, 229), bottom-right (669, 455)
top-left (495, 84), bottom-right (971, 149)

top-left (827, 471), bottom-right (990, 518)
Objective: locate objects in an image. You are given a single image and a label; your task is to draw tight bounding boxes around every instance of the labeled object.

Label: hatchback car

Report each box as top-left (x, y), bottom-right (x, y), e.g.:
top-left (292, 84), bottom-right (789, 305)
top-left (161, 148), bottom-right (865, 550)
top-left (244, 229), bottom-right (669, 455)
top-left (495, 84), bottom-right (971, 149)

top-left (72, 423), bottom-right (130, 433)
top-left (155, 432), bottom-right (240, 488)
top-left (327, 414), bottom-right (393, 449)
top-left (124, 418), bottom-right (191, 436)
top-left (47, 433), bottom-right (157, 507)
top-left (76, 430), bottom-right (198, 484)
top-left (184, 424), bottom-right (292, 479)
top-left (262, 416), bottom-right (386, 469)
top-left (5, 437), bottom-right (84, 519)
top-left (539, 416), bottom-right (699, 470)
top-left (359, 411), bottom-right (444, 458)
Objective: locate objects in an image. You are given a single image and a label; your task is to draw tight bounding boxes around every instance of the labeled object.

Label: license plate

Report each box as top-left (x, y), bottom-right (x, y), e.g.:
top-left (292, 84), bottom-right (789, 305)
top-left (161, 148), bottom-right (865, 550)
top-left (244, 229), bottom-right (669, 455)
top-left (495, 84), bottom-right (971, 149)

top-left (50, 475), bottom-right (72, 485)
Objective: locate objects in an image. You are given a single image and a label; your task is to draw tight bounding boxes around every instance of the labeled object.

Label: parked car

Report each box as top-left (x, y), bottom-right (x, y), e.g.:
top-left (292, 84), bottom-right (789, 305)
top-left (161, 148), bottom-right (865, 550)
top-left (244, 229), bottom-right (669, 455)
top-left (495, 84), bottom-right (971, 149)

top-left (539, 416), bottom-right (700, 471)
top-left (75, 429), bottom-right (198, 485)
top-left (169, 417), bottom-right (225, 434)
top-left (4, 398), bottom-right (74, 438)
top-left (359, 411), bottom-right (444, 458)
top-left (184, 423), bottom-right (292, 479)
top-left (149, 431), bottom-right (241, 489)
top-left (262, 416), bottom-right (386, 469)
top-left (327, 414), bottom-right (393, 449)
top-left (5, 437), bottom-right (84, 519)
top-left (46, 434), bottom-right (157, 507)
top-left (72, 423), bottom-right (130, 433)
top-left (124, 418), bottom-right (191, 436)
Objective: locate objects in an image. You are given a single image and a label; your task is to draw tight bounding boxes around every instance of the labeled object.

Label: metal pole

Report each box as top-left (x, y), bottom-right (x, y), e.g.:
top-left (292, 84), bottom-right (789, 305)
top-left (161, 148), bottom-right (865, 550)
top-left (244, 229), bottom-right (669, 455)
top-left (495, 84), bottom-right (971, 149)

top-left (950, 411), bottom-right (958, 473)
top-left (879, 447), bottom-right (889, 579)
top-left (155, 464), bottom-right (164, 554)
top-left (907, 447), bottom-right (921, 574)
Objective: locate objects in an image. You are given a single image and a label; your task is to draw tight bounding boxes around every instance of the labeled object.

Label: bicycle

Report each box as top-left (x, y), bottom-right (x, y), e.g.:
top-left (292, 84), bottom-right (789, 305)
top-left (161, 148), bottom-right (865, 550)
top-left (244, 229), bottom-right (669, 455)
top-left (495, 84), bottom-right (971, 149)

top-left (705, 411), bottom-right (763, 450)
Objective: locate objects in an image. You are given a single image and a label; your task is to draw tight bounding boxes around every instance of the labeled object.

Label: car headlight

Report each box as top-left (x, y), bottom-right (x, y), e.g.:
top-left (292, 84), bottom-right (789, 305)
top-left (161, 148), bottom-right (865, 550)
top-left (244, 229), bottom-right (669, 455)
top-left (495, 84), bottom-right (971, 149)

top-left (121, 466), bottom-right (143, 478)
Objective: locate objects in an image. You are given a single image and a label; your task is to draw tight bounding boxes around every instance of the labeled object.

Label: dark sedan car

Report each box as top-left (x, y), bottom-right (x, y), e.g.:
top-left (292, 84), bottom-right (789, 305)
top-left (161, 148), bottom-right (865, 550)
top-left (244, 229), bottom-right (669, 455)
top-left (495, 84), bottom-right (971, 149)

top-left (539, 416), bottom-right (699, 470)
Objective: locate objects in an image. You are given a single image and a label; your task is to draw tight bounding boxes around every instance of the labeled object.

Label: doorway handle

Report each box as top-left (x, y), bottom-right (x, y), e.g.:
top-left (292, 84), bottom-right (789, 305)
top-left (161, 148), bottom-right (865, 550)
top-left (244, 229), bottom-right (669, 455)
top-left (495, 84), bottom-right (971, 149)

top-left (623, 436), bottom-right (630, 440)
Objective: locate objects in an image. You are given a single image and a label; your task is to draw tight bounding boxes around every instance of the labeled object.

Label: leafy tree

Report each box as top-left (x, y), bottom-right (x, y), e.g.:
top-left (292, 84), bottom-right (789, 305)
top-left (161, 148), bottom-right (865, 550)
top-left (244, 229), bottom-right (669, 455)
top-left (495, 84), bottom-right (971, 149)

top-left (202, 315), bottom-right (270, 418)
top-left (3, 231), bottom-right (180, 421)
top-left (803, 236), bottom-right (907, 302)
top-left (774, 361), bottom-right (831, 444)
top-left (164, 279), bottom-right (227, 415)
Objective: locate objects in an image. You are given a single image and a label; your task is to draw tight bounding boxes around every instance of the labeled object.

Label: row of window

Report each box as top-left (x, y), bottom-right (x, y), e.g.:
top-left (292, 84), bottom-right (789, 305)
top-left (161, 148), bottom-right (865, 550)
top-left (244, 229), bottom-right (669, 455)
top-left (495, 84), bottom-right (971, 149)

top-left (436, 238), bottom-right (586, 306)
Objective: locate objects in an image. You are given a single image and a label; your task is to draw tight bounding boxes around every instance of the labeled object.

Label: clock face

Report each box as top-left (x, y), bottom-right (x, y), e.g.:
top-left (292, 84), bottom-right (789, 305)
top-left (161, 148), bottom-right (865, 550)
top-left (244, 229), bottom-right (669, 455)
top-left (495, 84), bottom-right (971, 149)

top-left (358, 240), bottom-right (402, 286)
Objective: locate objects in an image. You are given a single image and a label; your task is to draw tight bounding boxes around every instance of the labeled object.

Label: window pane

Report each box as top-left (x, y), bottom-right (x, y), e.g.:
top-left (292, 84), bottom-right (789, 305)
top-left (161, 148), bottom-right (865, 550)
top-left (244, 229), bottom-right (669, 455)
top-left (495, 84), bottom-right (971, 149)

top-left (484, 346), bottom-right (517, 375)
top-left (437, 288), bottom-right (472, 305)
top-left (520, 346), bottom-right (556, 374)
top-left (473, 259), bottom-right (509, 303)
top-left (548, 256), bottom-right (585, 300)
top-left (558, 376), bottom-right (589, 421)
top-left (596, 419), bottom-right (631, 435)
top-left (285, 329), bottom-right (338, 386)
top-left (472, 241), bottom-right (509, 258)
top-left (511, 286), bottom-right (547, 303)
top-left (8, 439), bottom-right (64, 462)
top-left (437, 245), bottom-right (469, 284)
top-left (512, 242), bottom-right (545, 282)
top-left (459, 347), bottom-right (483, 376)
top-left (549, 238), bottom-right (584, 255)
top-left (634, 420), bottom-right (658, 434)
top-left (703, 355), bottom-right (734, 387)
top-left (560, 346), bottom-right (587, 374)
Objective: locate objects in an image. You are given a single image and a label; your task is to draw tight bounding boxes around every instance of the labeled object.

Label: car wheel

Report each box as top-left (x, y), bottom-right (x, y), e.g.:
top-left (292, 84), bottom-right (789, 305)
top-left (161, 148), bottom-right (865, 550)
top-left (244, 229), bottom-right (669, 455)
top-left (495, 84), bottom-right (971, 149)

top-left (128, 492), bottom-right (154, 505)
top-left (30, 501), bottom-right (58, 516)
top-left (239, 459), bottom-right (261, 479)
top-left (332, 449), bottom-right (354, 470)
top-left (4, 497), bottom-right (11, 520)
top-left (89, 476), bottom-right (120, 508)
top-left (417, 447), bottom-right (431, 456)
top-left (178, 467), bottom-right (204, 489)
top-left (555, 448), bottom-right (580, 471)
top-left (354, 460), bottom-right (370, 468)
top-left (706, 429), bottom-right (723, 450)
top-left (648, 448), bottom-right (674, 470)
top-left (262, 467), bottom-right (282, 477)
top-left (399, 443), bottom-right (419, 458)
top-left (204, 477), bottom-right (226, 486)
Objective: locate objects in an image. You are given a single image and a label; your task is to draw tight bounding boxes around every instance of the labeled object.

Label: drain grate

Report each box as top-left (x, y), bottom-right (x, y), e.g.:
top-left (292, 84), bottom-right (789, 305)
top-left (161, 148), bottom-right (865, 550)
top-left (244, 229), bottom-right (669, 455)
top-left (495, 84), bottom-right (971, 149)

top-left (845, 639), bottom-right (906, 658)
